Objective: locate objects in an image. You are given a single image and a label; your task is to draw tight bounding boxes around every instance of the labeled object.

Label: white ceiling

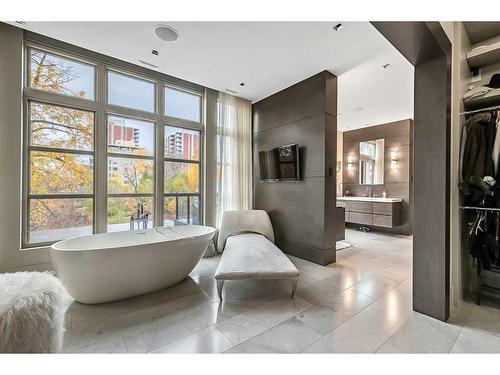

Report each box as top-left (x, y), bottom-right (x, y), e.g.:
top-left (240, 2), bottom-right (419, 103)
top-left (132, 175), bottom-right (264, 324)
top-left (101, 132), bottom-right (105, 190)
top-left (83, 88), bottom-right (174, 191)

top-left (10, 21), bottom-right (413, 130)
top-left (338, 48), bottom-right (414, 131)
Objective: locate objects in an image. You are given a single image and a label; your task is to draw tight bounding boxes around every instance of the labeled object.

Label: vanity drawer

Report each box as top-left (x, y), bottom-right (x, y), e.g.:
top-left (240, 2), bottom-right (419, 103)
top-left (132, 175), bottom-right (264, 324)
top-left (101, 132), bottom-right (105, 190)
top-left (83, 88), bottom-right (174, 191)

top-left (373, 202), bottom-right (393, 215)
top-left (349, 201), bottom-right (373, 214)
top-left (349, 212), bottom-right (372, 225)
top-left (373, 214), bottom-right (393, 228)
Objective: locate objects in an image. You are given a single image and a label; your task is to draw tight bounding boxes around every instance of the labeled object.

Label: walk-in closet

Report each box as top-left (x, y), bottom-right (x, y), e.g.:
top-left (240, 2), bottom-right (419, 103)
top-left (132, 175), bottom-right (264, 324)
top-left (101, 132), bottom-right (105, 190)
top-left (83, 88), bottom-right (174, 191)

top-left (461, 22), bottom-right (500, 305)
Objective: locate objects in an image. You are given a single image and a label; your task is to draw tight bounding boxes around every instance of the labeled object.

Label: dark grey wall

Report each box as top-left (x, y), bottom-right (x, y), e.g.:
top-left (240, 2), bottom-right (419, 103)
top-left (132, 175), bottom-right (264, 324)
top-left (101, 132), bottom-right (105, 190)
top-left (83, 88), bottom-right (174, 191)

top-left (342, 119), bottom-right (413, 235)
top-left (252, 71), bottom-right (338, 265)
top-left (412, 55), bottom-right (451, 321)
top-left (372, 22), bottom-right (451, 321)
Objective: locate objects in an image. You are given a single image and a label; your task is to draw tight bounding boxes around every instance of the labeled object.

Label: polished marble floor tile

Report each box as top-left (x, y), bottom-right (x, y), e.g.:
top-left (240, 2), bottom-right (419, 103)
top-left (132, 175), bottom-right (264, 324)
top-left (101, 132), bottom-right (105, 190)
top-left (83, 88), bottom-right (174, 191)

top-left (350, 275), bottom-right (401, 299)
top-left (124, 301), bottom-right (220, 353)
top-left (303, 308), bottom-right (399, 353)
top-left (226, 306), bottom-right (351, 353)
top-left (64, 335), bottom-right (128, 354)
top-left (296, 267), bottom-right (373, 308)
top-left (375, 342), bottom-right (407, 353)
top-left (216, 296), bottom-right (312, 345)
top-left (362, 289), bottom-right (412, 326)
top-left (450, 325), bottom-right (500, 353)
top-left (317, 288), bottom-right (376, 315)
top-left (385, 312), bottom-right (462, 353)
top-left (59, 229), bottom-right (500, 354)
top-left (151, 326), bottom-right (234, 354)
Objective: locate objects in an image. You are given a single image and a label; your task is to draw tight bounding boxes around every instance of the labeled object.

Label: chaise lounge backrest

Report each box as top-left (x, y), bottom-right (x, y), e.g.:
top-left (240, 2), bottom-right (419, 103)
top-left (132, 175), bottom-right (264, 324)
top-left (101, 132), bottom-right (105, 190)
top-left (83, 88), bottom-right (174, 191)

top-left (217, 210), bottom-right (275, 253)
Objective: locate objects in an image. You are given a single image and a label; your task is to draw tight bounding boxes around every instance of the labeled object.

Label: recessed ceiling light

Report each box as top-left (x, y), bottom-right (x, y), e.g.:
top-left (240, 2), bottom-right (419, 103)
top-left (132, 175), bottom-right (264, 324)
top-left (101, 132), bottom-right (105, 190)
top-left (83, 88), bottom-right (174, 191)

top-left (154, 25), bottom-right (179, 42)
top-left (382, 63), bottom-right (391, 69)
top-left (151, 50), bottom-right (159, 56)
top-left (333, 23), bottom-right (344, 32)
top-left (240, 82), bottom-right (245, 87)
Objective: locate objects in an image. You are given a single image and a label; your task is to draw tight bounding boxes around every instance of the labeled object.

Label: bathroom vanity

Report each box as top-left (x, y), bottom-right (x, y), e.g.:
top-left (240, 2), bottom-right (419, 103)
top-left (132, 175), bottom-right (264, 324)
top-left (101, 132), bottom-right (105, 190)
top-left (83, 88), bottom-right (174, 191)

top-left (337, 196), bottom-right (402, 229)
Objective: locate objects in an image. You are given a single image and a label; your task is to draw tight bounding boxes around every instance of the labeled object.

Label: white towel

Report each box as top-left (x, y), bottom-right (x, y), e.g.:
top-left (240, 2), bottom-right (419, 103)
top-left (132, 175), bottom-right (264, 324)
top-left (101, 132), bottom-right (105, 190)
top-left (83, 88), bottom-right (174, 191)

top-left (463, 85), bottom-right (493, 100)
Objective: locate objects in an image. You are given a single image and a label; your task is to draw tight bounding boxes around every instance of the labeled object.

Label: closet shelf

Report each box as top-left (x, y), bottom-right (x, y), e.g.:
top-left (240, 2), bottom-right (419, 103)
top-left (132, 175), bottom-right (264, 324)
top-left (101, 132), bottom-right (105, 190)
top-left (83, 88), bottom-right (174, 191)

top-left (467, 40), bottom-right (500, 68)
top-left (464, 88), bottom-right (500, 111)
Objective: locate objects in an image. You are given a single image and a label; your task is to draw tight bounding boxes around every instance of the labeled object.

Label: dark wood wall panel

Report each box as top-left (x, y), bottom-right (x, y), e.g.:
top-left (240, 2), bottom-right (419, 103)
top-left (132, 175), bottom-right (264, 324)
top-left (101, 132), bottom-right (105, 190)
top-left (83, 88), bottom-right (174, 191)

top-left (412, 56), bottom-right (450, 321)
top-left (254, 178), bottom-right (326, 248)
top-left (253, 72), bottom-right (336, 133)
top-left (372, 21), bottom-right (451, 322)
top-left (342, 119), bottom-right (413, 235)
top-left (252, 114), bottom-right (326, 179)
top-left (253, 71), bottom-right (338, 265)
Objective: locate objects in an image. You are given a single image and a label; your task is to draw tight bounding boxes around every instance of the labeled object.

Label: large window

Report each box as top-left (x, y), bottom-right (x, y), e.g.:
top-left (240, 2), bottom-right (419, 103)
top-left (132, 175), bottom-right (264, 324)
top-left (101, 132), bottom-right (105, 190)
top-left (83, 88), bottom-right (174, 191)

top-left (27, 102), bottom-right (95, 244)
top-left (107, 115), bottom-right (155, 232)
top-left (164, 125), bottom-right (201, 225)
top-left (23, 42), bottom-right (204, 248)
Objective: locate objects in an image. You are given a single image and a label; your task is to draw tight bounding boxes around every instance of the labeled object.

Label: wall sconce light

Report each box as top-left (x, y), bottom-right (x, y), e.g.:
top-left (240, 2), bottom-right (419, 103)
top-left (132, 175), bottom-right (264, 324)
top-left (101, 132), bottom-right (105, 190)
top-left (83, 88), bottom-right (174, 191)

top-left (347, 155), bottom-right (355, 171)
top-left (391, 151), bottom-right (398, 168)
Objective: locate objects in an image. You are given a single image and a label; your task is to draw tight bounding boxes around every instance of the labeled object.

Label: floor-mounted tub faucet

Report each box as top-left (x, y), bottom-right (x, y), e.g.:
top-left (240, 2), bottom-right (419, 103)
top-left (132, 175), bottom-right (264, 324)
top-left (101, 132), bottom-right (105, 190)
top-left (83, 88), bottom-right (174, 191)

top-left (130, 202), bottom-right (149, 230)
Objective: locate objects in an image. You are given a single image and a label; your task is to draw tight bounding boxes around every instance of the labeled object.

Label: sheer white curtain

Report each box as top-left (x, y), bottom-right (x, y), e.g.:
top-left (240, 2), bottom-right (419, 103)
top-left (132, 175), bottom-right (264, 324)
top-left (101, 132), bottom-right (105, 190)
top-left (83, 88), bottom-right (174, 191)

top-left (216, 92), bottom-right (252, 228)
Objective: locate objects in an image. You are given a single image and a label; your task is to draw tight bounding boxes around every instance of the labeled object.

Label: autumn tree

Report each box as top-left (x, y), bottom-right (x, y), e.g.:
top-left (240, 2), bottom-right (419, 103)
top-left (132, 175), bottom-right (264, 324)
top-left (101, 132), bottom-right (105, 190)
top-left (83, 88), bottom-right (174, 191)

top-left (29, 51), bottom-right (94, 234)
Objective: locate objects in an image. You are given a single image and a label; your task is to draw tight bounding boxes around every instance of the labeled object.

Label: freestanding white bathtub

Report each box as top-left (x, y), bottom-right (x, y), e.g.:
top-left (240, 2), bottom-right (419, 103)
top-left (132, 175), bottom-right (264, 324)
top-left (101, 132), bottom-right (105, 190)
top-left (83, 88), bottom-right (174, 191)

top-left (50, 225), bottom-right (216, 304)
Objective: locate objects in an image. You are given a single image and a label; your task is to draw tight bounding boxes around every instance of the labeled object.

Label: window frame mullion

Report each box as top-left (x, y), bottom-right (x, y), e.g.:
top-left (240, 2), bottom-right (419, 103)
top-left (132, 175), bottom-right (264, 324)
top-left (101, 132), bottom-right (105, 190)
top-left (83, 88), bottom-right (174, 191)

top-left (94, 62), bottom-right (107, 234)
top-left (155, 81), bottom-right (165, 227)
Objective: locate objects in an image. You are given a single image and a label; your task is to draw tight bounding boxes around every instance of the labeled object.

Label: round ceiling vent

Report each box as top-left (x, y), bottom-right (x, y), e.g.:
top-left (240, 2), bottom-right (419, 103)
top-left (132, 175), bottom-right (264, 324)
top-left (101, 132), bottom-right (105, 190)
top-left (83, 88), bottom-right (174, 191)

top-left (154, 25), bottom-right (179, 42)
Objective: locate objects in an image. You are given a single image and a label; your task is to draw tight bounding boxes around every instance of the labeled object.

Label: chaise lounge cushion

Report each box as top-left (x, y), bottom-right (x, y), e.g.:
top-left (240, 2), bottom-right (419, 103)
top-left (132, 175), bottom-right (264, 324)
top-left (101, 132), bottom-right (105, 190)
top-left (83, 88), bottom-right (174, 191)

top-left (215, 233), bottom-right (299, 280)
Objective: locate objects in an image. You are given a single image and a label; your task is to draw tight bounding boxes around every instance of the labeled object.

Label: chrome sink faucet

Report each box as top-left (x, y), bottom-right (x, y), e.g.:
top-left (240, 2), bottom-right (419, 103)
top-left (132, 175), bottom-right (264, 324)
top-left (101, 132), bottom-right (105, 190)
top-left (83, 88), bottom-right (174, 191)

top-left (130, 202), bottom-right (149, 230)
top-left (366, 186), bottom-right (372, 197)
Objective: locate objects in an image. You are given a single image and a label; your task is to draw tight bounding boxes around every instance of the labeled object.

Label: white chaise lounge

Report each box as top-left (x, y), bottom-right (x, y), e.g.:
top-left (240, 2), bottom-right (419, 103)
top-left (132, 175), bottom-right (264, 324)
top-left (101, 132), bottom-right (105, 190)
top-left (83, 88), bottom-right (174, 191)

top-left (214, 210), bottom-right (300, 300)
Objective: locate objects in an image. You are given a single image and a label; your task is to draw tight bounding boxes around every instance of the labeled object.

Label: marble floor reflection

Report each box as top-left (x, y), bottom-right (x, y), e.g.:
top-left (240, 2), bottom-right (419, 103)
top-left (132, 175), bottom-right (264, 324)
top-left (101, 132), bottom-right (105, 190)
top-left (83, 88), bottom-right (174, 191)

top-left (61, 229), bottom-right (500, 353)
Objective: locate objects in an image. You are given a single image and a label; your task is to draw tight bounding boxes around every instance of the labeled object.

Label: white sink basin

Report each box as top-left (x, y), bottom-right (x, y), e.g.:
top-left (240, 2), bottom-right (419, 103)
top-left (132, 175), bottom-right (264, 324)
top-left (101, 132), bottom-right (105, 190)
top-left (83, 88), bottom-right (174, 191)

top-left (337, 196), bottom-right (402, 203)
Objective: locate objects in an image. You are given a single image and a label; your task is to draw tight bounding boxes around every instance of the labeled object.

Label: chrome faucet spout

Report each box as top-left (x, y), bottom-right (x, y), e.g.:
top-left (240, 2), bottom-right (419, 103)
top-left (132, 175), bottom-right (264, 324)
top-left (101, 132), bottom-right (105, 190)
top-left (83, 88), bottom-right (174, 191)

top-left (130, 203), bottom-right (149, 230)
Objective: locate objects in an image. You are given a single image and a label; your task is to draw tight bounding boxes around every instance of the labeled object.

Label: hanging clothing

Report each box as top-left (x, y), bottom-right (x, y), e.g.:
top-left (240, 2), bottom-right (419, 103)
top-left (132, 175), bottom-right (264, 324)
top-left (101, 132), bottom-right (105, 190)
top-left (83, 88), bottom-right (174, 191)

top-left (459, 122), bottom-right (467, 184)
top-left (484, 114), bottom-right (497, 178)
top-left (462, 112), bottom-right (491, 198)
top-left (470, 211), bottom-right (498, 272)
top-left (462, 109), bottom-right (500, 283)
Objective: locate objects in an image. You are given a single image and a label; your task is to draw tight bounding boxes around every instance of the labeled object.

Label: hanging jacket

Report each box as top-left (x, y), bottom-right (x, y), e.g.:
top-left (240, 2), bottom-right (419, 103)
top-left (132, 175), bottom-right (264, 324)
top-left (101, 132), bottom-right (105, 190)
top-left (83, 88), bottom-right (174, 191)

top-left (470, 212), bottom-right (498, 272)
top-left (462, 112), bottom-right (491, 197)
top-left (484, 113), bottom-right (497, 178)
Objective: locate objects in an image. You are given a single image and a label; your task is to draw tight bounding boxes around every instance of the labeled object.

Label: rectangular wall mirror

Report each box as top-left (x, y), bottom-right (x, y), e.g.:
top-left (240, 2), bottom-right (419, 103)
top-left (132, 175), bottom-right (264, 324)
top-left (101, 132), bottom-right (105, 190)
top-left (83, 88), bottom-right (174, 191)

top-left (359, 139), bottom-right (384, 185)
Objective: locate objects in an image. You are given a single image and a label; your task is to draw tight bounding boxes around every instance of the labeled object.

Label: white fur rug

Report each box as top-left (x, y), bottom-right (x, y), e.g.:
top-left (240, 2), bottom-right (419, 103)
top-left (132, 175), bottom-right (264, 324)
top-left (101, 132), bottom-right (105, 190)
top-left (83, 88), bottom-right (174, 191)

top-left (0, 272), bottom-right (65, 353)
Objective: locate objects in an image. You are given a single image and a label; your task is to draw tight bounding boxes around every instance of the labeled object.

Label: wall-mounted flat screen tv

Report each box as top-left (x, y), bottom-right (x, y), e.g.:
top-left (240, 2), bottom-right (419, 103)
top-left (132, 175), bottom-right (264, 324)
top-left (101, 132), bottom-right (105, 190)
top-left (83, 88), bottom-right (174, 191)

top-left (259, 144), bottom-right (300, 182)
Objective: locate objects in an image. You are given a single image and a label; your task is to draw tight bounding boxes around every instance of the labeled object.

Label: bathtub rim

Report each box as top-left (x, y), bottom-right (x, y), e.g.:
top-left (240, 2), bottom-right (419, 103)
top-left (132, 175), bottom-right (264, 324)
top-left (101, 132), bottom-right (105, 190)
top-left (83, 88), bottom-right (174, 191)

top-left (50, 225), bottom-right (216, 252)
